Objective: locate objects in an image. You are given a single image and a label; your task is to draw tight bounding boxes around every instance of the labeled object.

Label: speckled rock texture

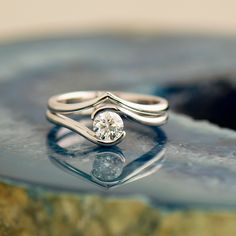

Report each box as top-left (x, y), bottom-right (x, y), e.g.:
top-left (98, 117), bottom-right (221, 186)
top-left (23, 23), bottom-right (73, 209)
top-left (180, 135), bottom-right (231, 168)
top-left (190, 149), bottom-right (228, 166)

top-left (1, 182), bottom-right (236, 236)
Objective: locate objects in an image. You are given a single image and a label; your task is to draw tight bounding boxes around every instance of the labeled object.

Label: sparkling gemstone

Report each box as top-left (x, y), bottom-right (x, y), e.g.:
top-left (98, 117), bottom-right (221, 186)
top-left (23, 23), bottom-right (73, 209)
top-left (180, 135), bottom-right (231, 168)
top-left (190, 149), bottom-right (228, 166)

top-left (93, 111), bottom-right (124, 142)
top-left (92, 152), bottom-right (125, 181)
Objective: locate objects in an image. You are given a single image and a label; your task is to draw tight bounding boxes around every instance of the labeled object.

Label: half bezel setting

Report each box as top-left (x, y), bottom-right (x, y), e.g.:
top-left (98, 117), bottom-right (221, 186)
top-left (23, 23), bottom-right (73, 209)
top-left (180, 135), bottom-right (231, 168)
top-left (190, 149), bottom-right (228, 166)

top-left (46, 91), bottom-right (169, 146)
top-left (93, 110), bottom-right (125, 143)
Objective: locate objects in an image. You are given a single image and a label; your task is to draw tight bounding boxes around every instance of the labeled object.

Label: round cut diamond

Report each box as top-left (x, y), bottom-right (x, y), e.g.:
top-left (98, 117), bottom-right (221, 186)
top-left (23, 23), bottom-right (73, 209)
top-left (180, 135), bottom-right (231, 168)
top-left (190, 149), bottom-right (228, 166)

top-left (93, 111), bottom-right (124, 142)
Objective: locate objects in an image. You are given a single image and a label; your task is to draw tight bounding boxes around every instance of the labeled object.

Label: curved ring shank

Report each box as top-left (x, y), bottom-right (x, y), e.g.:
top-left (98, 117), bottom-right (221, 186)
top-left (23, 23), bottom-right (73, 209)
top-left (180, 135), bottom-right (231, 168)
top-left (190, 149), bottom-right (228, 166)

top-left (46, 110), bottom-right (124, 146)
top-left (46, 91), bottom-right (168, 145)
top-left (48, 91), bottom-right (168, 118)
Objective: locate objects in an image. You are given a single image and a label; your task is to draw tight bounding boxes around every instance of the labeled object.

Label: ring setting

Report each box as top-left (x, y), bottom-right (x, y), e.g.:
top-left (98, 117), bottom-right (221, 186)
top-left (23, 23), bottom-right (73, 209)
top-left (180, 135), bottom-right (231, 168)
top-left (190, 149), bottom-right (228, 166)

top-left (46, 91), bottom-right (168, 146)
top-left (93, 110), bottom-right (125, 142)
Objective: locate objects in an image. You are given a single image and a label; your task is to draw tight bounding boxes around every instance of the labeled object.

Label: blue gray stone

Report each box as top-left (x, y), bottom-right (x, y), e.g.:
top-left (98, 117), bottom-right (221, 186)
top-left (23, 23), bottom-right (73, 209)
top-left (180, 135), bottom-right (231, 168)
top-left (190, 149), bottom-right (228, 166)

top-left (0, 34), bottom-right (235, 209)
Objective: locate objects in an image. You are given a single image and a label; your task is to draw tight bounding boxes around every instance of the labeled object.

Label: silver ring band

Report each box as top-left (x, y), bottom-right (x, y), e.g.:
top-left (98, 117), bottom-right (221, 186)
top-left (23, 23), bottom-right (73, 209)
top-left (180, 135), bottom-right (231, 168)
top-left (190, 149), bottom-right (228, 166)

top-left (46, 91), bottom-right (168, 146)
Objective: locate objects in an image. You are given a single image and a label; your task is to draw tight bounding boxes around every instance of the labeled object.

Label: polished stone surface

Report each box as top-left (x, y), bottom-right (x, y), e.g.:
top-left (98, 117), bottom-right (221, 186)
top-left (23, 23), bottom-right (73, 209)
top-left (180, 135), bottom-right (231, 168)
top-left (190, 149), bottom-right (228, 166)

top-left (0, 34), bottom-right (236, 208)
top-left (48, 124), bottom-right (165, 189)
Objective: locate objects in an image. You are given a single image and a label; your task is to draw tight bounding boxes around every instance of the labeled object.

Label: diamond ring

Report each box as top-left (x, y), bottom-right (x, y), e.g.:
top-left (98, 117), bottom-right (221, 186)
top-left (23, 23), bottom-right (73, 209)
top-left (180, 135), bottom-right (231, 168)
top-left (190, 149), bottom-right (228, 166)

top-left (46, 91), bottom-right (168, 146)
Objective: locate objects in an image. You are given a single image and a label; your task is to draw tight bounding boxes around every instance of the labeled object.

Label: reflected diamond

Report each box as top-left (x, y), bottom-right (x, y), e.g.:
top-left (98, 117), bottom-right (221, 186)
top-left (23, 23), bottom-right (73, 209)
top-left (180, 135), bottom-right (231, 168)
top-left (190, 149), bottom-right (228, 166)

top-left (92, 152), bottom-right (125, 181)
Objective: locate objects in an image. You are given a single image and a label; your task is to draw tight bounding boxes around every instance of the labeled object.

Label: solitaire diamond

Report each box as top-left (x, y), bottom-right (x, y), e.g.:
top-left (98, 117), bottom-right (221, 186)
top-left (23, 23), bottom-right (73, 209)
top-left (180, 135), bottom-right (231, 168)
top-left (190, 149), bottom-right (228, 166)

top-left (93, 111), bottom-right (124, 142)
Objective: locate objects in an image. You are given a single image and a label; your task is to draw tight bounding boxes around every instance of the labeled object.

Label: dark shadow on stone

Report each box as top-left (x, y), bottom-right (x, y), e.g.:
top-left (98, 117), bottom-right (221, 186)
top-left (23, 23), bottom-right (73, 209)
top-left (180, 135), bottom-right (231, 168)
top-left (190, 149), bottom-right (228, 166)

top-left (159, 77), bottom-right (236, 130)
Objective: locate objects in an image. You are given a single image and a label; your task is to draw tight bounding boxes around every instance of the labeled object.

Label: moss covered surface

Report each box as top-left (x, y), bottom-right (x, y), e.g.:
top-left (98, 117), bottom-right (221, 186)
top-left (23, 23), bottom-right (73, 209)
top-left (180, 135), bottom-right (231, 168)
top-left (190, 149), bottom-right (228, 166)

top-left (0, 183), bottom-right (236, 236)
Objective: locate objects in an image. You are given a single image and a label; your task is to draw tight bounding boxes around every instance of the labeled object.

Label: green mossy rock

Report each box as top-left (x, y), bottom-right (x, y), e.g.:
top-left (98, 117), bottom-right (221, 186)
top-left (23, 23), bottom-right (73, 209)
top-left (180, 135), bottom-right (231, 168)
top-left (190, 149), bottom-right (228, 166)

top-left (0, 183), bottom-right (236, 236)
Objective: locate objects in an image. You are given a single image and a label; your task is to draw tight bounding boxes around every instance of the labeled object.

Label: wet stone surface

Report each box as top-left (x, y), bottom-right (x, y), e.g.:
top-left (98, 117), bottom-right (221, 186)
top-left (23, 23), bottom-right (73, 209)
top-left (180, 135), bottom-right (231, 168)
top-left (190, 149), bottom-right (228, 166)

top-left (0, 34), bottom-right (235, 208)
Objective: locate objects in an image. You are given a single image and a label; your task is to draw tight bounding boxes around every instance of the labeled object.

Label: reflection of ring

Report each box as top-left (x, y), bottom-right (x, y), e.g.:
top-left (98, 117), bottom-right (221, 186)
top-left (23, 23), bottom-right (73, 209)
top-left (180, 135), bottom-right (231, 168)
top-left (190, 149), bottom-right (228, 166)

top-left (47, 125), bottom-right (166, 188)
top-left (46, 91), bottom-right (168, 146)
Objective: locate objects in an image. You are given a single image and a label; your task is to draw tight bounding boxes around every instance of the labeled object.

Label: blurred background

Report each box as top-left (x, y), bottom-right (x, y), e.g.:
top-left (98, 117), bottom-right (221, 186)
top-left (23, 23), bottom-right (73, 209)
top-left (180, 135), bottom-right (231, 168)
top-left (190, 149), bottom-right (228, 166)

top-left (1, 1), bottom-right (236, 235)
top-left (0, 0), bottom-right (236, 40)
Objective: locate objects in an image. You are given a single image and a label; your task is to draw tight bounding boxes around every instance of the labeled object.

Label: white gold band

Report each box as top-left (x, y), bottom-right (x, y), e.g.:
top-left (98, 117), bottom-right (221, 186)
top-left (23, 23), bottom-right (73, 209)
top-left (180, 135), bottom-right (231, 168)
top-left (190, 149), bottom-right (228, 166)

top-left (46, 91), bottom-right (168, 146)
